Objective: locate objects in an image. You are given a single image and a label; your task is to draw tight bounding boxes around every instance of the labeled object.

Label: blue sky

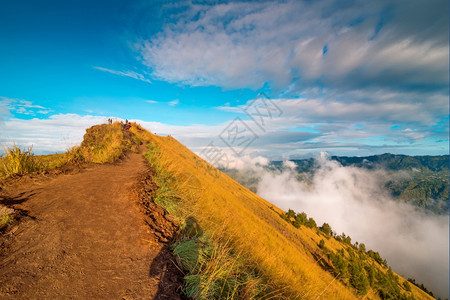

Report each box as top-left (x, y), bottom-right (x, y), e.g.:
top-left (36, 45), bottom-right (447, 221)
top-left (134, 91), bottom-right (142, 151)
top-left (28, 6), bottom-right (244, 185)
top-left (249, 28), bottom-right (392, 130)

top-left (0, 0), bottom-right (448, 160)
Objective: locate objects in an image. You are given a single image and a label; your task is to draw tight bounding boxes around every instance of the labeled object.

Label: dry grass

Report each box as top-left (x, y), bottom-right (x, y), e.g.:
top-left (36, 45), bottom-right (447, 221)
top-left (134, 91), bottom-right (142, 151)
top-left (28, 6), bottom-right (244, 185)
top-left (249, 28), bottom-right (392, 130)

top-left (79, 122), bottom-right (129, 163)
top-left (0, 122), bottom-right (130, 179)
top-left (131, 125), bottom-right (355, 299)
top-left (2, 123), bottom-right (432, 300)
top-left (131, 124), bottom-right (434, 300)
top-left (37, 122), bottom-right (129, 167)
top-left (0, 211), bottom-right (13, 231)
top-left (36, 152), bottom-right (68, 169)
top-left (0, 145), bottom-right (43, 178)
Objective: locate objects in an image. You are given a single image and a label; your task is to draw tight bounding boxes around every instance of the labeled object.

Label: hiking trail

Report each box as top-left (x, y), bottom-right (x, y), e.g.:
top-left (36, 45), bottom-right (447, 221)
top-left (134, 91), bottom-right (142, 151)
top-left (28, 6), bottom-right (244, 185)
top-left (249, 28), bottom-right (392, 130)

top-left (0, 152), bottom-right (183, 299)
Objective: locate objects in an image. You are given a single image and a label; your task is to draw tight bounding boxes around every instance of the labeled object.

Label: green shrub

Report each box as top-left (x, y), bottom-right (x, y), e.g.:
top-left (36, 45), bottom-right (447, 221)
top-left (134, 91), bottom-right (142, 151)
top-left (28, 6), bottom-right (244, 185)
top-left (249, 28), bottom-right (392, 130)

top-left (173, 238), bottom-right (208, 273)
top-left (318, 239), bottom-right (325, 249)
top-left (349, 260), bottom-right (370, 295)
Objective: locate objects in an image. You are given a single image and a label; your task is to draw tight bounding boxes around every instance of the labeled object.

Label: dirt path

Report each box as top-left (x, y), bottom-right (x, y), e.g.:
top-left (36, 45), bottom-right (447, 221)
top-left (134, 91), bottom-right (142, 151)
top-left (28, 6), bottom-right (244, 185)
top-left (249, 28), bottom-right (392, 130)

top-left (0, 153), bottom-right (182, 299)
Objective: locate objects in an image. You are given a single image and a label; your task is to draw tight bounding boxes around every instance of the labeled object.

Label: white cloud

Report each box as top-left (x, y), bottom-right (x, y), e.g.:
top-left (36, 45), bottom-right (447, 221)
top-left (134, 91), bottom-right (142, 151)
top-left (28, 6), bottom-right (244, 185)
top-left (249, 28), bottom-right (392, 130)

top-left (137, 1), bottom-right (448, 92)
top-left (213, 151), bottom-right (269, 171)
top-left (0, 100), bottom-right (447, 159)
top-left (256, 154), bottom-right (449, 298)
top-left (93, 66), bottom-right (152, 84)
top-left (145, 99), bottom-right (158, 104)
top-left (0, 96), bottom-right (49, 116)
top-left (216, 94), bottom-right (448, 147)
top-left (282, 160), bottom-right (296, 170)
top-left (0, 114), bottom-right (111, 154)
top-left (128, 0), bottom-right (449, 158)
top-left (168, 99), bottom-right (179, 106)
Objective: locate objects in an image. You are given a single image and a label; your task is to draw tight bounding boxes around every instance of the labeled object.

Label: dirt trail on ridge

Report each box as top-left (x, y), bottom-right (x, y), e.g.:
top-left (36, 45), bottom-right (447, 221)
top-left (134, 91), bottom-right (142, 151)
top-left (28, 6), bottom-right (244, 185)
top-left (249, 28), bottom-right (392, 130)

top-left (0, 152), bottom-right (183, 299)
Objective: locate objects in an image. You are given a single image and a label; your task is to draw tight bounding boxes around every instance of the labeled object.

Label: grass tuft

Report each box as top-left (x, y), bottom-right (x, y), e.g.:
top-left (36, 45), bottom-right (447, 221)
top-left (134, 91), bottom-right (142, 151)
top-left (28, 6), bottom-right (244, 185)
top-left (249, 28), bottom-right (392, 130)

top-left (0, 211), bottom-right (13, 231)
top-left (173, 229), bottom-right (271, 299)
top-left (65, 146), bottom-right (85, 165)
top-left (0, 144), bottom-right (43, 178)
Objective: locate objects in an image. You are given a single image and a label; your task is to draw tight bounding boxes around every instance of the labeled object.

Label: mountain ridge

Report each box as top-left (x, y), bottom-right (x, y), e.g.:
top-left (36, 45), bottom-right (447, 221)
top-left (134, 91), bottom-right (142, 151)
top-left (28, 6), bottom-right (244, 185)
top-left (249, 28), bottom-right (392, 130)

top-left (0, 123), bottom-right (439, 299)
top-left (270, 153), bottom-right (449, 172)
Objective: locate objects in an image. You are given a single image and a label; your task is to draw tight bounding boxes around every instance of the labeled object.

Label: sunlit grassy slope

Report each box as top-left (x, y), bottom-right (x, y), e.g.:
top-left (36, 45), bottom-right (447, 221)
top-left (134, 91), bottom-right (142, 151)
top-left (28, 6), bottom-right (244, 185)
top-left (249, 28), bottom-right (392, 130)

top-left (130, 124), bottom-right (434, 300)
top-left (2, 123), bottom-right (433, 299)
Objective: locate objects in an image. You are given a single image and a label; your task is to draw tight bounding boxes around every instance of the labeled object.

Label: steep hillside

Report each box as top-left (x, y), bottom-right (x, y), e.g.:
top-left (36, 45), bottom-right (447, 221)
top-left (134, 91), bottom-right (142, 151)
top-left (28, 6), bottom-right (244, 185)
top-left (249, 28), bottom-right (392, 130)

top-left (130, 124), bottom-right (434, 300)
top-left (2, 123), bottom-right (435, 299)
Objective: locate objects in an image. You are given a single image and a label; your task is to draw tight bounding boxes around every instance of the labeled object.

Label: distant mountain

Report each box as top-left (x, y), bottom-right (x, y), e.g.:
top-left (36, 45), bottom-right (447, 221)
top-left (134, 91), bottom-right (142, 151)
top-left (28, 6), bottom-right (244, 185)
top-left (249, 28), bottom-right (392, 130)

top-left (330, 153), bottom-right (449, 172)
top-left (269, 153), bottom-right (449, 173)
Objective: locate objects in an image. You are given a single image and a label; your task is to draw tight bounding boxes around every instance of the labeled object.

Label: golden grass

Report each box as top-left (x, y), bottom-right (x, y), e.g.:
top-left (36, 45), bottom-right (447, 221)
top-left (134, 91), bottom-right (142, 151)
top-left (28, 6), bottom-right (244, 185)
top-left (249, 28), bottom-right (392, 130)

top-left (131, 124), bottom-right (435, 300)
top-left (36, 152), bottom-right (68, 169)
top-left (34, 123), bottom-right (128, 168)
top-left (2, 123), bottom-right (432, 299)
top-left (0, 144), bottom-right (43, 178)
top-left (79, 122), bottom-right (129, 163)
top-left (0, 122), bottom-right (131, 179)
top-left (131, 125), bottom-right (358, 299)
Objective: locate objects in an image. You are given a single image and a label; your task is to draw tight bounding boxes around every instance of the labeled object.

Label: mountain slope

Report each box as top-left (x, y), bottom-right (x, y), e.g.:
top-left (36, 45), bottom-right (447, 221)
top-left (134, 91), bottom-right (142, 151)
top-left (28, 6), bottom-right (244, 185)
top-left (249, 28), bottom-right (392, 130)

top-left (130, 124), bottom-right (434, 300)
top-left (1, 123), bottom-right (434, 299)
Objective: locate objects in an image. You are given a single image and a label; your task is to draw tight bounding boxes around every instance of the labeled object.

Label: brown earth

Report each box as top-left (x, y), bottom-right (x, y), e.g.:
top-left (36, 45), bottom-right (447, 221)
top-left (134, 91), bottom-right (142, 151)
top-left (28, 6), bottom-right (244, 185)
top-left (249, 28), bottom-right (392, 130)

top-left (0, 152), bottom-right (184, 299)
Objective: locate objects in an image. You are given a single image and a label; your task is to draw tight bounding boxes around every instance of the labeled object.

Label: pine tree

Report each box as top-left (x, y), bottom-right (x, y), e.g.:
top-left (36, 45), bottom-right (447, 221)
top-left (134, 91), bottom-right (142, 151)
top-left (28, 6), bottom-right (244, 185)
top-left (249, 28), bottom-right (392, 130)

top-left (306, 217), bottom-right (317, 229)
top-left (287, 209), bottom-right (296, 219)
top-left (358, 243), bottom-right (366, 253)
top-left (349, 260), bottom-right (370, 295)
top-left (321, 222), bottom-right (332, 236)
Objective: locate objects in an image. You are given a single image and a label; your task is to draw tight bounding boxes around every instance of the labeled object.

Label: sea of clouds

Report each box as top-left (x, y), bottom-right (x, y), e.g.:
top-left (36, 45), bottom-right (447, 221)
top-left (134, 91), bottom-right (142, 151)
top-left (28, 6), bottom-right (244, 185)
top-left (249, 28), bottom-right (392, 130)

top-left (227, 153), bottom-right (449, 298)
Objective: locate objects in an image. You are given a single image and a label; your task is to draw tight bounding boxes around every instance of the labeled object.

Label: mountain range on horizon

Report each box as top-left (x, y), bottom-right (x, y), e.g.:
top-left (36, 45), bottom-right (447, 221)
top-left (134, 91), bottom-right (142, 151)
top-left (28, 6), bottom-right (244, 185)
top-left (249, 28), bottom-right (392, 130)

top-left (266, 153), bottom-right (449, 214)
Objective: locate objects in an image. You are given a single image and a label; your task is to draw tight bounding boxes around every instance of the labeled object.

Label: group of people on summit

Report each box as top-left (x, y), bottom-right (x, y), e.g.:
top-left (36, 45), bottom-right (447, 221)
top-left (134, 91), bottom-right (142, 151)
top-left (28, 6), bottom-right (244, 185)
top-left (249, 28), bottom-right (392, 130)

top-left (107, 118), bottom-right (131, 130)
top-left (122, 119), bottom-right (131, 130)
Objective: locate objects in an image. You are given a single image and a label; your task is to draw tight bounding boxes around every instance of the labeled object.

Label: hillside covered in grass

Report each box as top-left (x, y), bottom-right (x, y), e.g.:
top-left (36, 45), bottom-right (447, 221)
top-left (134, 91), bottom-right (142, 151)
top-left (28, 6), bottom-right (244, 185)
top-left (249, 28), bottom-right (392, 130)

top-left (128, 124), bottom-right (435, 300)
top-left (1, 123), bottom-right (437, 299)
